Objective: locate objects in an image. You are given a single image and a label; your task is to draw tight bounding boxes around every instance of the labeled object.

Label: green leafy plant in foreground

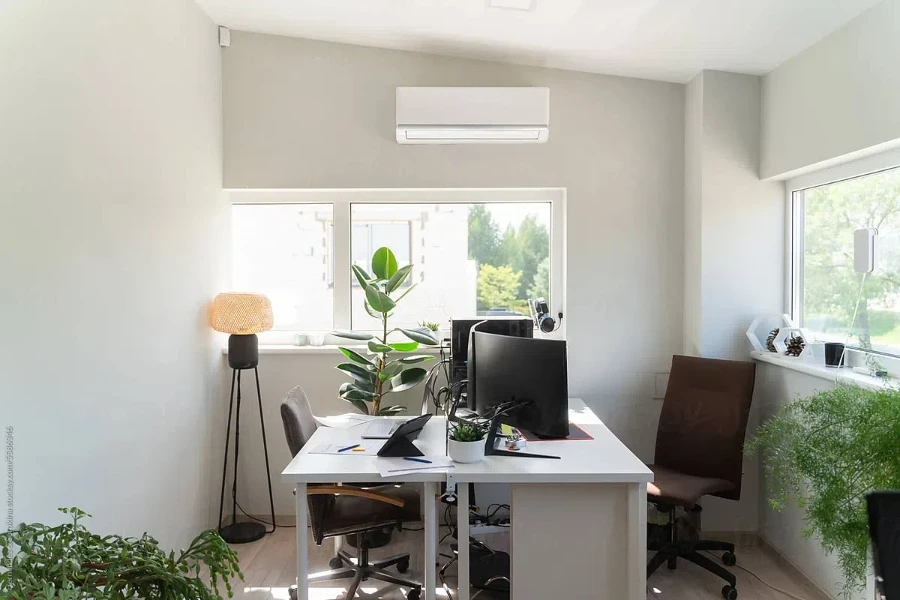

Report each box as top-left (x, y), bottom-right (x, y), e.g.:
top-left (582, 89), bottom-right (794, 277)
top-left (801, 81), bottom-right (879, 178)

top-left (333, 247), bottom-right (438, 415)
top-left (449, 419), bottom-right (491, 442)
top-left (746, 383), bottom-right (900, 597)
top-left (0, 507), bottom-right (242, 600)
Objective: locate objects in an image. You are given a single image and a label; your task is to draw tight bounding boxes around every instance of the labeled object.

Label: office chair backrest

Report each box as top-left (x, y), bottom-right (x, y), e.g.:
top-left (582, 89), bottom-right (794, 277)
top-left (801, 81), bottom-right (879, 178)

top-left (280, 385), bottom-right (333, 542)
top-left (868, 491), bottom-right (900, 600)
top-left (655, 355), bottom-right (756, 501)
top-left (281, 385), bottom-right (319, 457)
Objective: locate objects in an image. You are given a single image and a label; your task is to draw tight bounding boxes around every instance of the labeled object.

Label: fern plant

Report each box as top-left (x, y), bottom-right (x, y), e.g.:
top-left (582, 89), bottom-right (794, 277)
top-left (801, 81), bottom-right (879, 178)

top-left (0, 507), bottom-right (242, 600)
top-left (746, 383), bottom-right (900, 597)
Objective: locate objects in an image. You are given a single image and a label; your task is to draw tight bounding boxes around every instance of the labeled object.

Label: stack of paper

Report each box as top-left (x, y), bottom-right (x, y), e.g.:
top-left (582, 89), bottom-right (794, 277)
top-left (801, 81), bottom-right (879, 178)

top-left (375, 456), bottom-right (455, 478)
top-left (307, 440), bottom-right (383, 456)
top-left (313, 413), bottom-right (376, 429)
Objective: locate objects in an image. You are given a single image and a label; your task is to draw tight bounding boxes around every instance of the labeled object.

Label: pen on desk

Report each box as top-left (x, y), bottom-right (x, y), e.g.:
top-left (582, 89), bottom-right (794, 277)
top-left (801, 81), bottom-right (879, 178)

top-left (338, 444), bottom-right (360, 453)
top-left (403, 456), bottom-right (432, 464)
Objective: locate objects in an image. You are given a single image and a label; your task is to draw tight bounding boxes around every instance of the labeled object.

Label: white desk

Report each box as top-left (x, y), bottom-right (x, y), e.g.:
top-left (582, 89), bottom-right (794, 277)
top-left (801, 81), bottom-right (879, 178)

top-left (451, 398), bottom-right (652, 600)
top-left (282, 399), bottom-right (652, 600)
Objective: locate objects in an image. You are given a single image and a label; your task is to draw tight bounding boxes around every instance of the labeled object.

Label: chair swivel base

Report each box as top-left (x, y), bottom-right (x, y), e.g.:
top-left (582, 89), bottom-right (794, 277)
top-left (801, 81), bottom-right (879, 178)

top-left (648, 539), bottom-right (738, 600)
top-left (219, 521), bottom-right (266, 544)
top-left (288, 548), bottom-right (421, 600)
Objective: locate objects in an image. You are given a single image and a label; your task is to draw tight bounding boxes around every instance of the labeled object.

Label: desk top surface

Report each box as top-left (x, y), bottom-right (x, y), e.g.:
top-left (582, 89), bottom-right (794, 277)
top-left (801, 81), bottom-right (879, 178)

top-left (281, 398), bottom-right (653, 485)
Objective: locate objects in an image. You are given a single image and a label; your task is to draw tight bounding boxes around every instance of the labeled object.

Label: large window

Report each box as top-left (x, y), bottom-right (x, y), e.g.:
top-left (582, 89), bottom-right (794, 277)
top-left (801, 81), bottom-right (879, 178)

top-left (791, 159), bottom-right (900, 357)
top-left (230, 189), bottom-right (564, 337)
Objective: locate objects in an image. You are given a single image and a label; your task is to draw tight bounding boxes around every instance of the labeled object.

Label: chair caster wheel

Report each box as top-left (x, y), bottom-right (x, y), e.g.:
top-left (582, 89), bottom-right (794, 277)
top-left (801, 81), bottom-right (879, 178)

top-left (406, 588), bottom-right (421, 600)
top-left (721, 585), bottom-right (738, 600)
top-left (288, 585), bottom-right (297, 600)
top-left (329, 556), bottom-right (343, 569)
top-left (722, 551), bottom-right (737, 566)
top-left (397, 558), bottom-right (410, 573)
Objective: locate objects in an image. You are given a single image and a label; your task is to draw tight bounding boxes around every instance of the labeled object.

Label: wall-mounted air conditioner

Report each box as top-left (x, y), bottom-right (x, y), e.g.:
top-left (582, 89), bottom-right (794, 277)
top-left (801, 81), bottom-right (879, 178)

top-left (396, 87), bottom-right (550, 144)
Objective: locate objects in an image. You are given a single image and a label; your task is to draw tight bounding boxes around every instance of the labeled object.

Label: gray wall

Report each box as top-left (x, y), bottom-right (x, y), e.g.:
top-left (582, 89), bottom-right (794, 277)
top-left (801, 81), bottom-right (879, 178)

top-left (761, 0), bottom-right (900, 179)
top-left (222, 31), bottom-right (685, 517)
top-left (0, 0), bottom-right (226, 548)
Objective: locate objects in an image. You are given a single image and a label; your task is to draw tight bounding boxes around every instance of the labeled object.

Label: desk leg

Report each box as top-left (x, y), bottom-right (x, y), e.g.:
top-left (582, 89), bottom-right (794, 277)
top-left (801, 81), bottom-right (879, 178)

top-left (423, 482), bottom-right (437, 600)
top-left (456, 484), bottom-right (470, 600)
top-left (295, 483), bottom-right (308, 600)
top-left (627, 482), bottom-right (648, 600)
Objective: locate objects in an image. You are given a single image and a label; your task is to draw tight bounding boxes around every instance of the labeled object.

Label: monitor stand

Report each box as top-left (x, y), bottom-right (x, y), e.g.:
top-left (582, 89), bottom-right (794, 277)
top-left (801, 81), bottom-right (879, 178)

top-left (484, 413), bottom-right (560, 460)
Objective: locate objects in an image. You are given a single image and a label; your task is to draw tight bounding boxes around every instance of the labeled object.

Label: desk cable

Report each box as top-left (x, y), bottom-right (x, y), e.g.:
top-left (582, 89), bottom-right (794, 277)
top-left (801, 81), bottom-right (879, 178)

top-left (700, 551), bottom-right (811, 600)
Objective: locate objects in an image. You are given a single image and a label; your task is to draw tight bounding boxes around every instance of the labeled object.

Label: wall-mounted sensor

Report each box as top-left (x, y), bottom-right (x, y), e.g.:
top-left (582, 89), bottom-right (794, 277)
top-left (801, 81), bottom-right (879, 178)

top-left (854, 228), bottom-right (877, 273)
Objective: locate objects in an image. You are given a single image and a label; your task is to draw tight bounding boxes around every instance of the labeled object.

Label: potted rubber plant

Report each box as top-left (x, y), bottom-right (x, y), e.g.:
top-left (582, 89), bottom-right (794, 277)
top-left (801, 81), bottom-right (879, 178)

top-left (0, 507), bottom-right (243, 599)
top-left (448, 419), bottom-right (492, 463)
top-left (746, 383), bottom-right (900, 598)
top-left (333, 247), bottom-right (438, 415)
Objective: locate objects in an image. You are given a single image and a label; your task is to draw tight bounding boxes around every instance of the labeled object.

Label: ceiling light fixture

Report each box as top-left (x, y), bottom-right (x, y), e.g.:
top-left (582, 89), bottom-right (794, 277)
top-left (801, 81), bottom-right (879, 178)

top-left (488, 0), bottom-right (536, 11)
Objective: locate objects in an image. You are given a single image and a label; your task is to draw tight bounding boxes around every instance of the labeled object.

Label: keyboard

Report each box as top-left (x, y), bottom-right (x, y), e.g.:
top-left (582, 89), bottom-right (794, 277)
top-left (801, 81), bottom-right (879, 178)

top-left (361, 418), bottom-right (403, 439)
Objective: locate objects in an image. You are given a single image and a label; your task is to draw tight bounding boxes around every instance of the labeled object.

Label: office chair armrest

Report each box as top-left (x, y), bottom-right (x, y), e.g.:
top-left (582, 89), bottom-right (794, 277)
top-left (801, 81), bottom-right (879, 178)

top-left (294, 485), bottom-right (406, 508)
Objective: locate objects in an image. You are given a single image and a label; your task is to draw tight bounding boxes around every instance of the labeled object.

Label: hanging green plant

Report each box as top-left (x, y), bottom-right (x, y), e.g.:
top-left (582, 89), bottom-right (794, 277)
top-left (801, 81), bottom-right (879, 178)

top-left (0, 507), bottom-right (242, 599)
top-left (333, 246), bottom-right (438, 415)
top-left (746, 383), bottom-right (900, 597)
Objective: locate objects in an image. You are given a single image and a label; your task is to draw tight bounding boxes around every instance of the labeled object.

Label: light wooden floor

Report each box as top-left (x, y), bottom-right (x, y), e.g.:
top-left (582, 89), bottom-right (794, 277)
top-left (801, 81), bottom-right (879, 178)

top-left (227, 526), bottom-right (829, 600)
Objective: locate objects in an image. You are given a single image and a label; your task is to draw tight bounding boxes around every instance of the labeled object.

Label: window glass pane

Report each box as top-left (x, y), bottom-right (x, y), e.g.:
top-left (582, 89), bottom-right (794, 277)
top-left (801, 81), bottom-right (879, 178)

top-left (350, 203), bottom-right (552, 330)
top-left (801, 166), bottom-right (900, 355)
top-left (232, 204), bottom-right (333, 331)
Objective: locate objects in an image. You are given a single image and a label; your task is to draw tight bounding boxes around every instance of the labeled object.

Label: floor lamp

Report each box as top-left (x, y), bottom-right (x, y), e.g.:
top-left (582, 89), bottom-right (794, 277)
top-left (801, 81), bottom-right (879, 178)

top-left (210, 292), bottom-right (277, 544)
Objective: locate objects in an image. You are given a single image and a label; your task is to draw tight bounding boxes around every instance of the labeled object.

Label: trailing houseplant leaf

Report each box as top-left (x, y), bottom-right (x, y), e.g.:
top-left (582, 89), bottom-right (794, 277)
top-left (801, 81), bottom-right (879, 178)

top-left (333, 247), bottom-right (438, 415)
top-left (746, 382), bottom-right (900, 598)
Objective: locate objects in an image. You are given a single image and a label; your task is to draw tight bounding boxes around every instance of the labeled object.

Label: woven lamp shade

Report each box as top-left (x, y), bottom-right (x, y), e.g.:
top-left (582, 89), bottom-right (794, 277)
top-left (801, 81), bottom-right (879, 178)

top-left (210, 293), bottom-right (274, 335)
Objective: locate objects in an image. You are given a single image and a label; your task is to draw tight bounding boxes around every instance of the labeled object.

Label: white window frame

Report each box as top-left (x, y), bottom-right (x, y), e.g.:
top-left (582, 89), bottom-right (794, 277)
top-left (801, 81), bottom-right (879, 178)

top-left (227, 188), bottom-right (567, 345)
top-left (786, 148), bottom-right (900, 368)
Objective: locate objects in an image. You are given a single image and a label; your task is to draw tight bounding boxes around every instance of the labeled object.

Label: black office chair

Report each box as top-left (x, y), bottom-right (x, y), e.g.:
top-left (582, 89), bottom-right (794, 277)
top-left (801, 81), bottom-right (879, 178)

top-left (281, 385), bottom-right (423, 600)
top-left (646, 355), bottom-right (756, 600)
top-left (868, 491), bottom-right (900, 600)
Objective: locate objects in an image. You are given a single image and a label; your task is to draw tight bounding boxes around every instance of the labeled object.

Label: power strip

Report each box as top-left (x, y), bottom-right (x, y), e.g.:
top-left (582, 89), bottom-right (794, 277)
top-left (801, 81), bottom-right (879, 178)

top-left (470, 523), bottom-right (509, 536)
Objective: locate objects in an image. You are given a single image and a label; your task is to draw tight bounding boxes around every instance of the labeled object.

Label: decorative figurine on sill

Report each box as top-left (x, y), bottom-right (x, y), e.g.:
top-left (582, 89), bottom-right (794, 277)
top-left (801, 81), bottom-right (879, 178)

top-left (766, 328), bottom-right (779, 353)
top-left (785, 333), bottom-right (806, 357)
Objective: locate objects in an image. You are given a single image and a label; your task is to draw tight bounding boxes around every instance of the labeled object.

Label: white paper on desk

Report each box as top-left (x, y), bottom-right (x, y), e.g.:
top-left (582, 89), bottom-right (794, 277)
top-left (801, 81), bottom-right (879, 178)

top-left (308, 440), bottom-right (384, 456)
top-left (375, 456), bottom-right (455, 478)
top-left (314, 413), bottom-right (376, 429)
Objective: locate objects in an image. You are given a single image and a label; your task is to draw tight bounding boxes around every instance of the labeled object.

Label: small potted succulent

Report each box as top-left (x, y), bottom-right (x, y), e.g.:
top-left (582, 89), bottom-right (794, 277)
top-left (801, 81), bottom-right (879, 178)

top-left (418, 320), bottom-right (443, 342)
top-left (447, 419), bottom-right (491, 463)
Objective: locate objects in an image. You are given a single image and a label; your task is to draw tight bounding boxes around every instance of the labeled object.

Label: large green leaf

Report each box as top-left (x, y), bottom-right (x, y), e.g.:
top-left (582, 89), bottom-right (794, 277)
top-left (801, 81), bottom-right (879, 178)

top-left (378, 405), bottom-right (407, 416)
top-left (385, 265), bottom-right (413, 294)
top-left (341, 387), bottom-right (378, 401)
top-left (351, 264), bottom-right (373, 289)
top-left (379, 362), bottom-right (404, 380)
top-left (332, 330), bottom-right (374, 341)
top-left (342, 397), bottom-right (370, 415)
top-left (363, 300), bottom-right (381, 319)
top-left (368, 340), bottom-right (393, 354)
top-left (388, 367), bottom-right (428, 392)
top-left (365, 284), bottom-right (396, 313)
top-left (371, 247), bottom-right (398, 280)
top-left (339, 347), bottom-right (373, 366)
top-left (393, 355), bottom-right (435, 364)
top-left (389, 341), bottom-right (419, 352)
top-left (336, 362), bottom-right (377, 385)
top-left (399, 328), bottom-right (439, 345)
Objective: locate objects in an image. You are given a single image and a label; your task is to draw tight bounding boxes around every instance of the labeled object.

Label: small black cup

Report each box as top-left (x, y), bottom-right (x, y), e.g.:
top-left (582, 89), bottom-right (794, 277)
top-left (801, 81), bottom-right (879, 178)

top-left (824, 342), bottom-right (845, 367)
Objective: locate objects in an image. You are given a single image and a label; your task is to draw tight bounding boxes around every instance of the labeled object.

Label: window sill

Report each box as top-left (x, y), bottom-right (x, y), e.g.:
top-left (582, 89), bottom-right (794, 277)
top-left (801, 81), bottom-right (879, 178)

top-left (751, 351), bottom-right (895, 390)
top-left (221, 344), bottom-right (445, 356)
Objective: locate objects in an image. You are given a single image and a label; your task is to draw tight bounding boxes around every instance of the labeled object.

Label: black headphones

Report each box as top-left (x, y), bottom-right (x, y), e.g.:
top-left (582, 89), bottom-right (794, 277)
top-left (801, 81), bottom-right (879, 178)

top-left (530, 298), bottom-right (561, 333)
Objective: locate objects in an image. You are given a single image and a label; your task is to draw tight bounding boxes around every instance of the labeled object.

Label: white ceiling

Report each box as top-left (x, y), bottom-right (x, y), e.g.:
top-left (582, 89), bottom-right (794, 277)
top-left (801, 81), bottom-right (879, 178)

top-left (196, 0), bottom-right (882, 83)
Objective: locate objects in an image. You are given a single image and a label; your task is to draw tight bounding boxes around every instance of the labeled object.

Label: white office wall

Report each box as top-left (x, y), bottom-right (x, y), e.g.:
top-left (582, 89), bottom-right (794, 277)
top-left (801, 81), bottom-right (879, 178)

top-left (761, 0), bottom-right (900, 179)
top-left (0, 0), bottom-right (226, 549)
top-left (222, 31), bottom-right (685, 516)
top-left (681, 71), bottom-right (784, 531)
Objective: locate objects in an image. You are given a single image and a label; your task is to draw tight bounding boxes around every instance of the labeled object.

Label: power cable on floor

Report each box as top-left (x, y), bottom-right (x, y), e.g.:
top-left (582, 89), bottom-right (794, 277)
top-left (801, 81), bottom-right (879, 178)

top-left (702, 551), bottom-right (812, 600)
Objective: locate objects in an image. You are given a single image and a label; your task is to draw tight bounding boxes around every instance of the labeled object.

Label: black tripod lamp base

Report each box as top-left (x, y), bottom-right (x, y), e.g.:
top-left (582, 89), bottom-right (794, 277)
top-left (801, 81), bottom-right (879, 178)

top-left (219, 521), bottom-right (266, 544)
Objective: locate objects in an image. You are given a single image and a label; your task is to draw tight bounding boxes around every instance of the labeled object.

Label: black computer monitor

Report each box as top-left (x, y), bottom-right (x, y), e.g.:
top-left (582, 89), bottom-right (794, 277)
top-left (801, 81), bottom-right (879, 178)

top-left (467, 330), bottom-right (568, 438)
top-left (450, 317), bottom-right (533, 386)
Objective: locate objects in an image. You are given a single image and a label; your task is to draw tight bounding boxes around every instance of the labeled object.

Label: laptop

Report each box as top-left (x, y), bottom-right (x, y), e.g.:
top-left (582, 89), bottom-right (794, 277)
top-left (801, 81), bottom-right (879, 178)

top-left (361, 418), bottom-right (405, 439)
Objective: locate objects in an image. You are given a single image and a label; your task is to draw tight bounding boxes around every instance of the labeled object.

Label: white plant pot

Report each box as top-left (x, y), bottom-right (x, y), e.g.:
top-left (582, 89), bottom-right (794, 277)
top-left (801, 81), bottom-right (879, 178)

top-left (448, 438), bottom-right (486, 463)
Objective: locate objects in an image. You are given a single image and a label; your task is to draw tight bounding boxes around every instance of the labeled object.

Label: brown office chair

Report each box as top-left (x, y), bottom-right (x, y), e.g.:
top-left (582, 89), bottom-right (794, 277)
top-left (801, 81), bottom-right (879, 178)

top-left (281, 385), bottom-right (423, 600)
top-left (646, 355), bottom-right (756, 600)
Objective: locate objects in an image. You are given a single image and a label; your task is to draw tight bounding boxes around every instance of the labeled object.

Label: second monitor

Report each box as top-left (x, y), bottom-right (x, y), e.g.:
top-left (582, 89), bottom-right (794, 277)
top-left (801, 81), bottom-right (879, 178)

top-left (468, 329), bottom-right (569, 439)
